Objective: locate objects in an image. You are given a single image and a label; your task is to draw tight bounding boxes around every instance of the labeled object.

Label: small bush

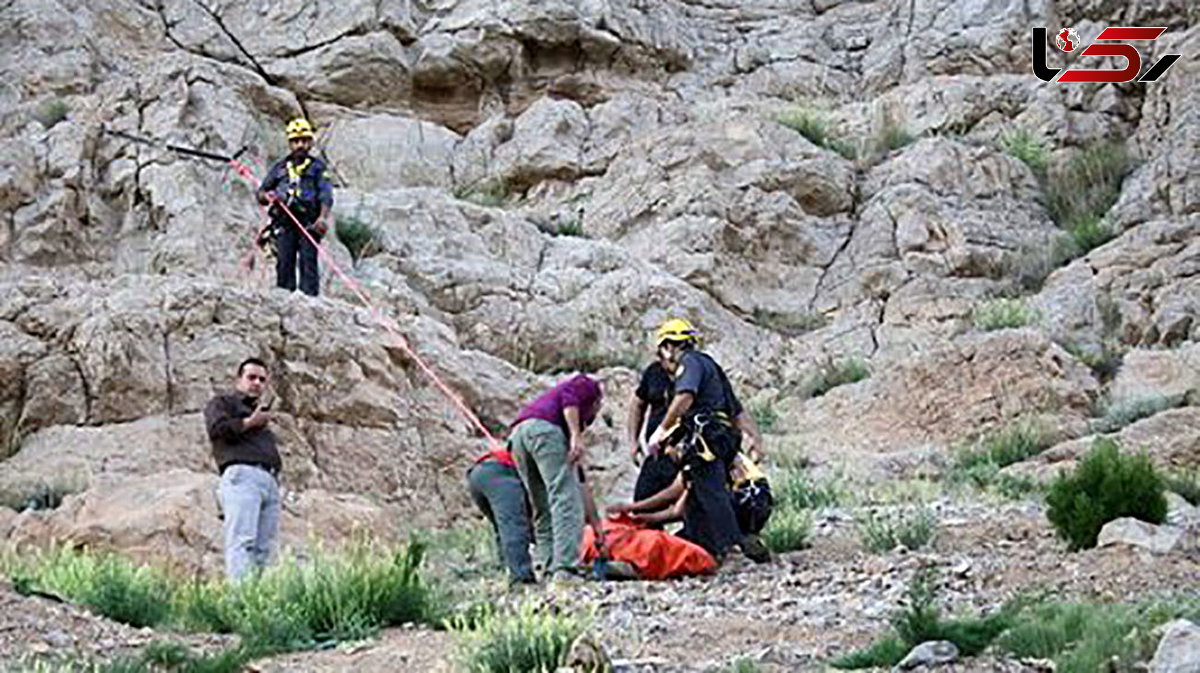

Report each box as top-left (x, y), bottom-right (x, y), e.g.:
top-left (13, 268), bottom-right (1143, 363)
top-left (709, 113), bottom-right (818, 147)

top-left (219, 541), bottom-right (439, 649)
top-left (725, 657), bottom-right (763, 673)
top-left (454, 178), bottom-right (509, 207)
top-left (972, 298), bottom-right (1039, 331)
top-left (952, 422), bottom-right (1054, 489)
top-left (1063, 341), bottom-right (1125, 383)
top-left (804, 357), bottom-right (870, 398)
top-left (1000, 128), bottom-right (1050, 176)
top-left (833, 568), bottom-right (1018, 669)
top-left (831, 636), bottom-right (909, 669)
top-left (1091, 395), bottom-right (1178, 434)
top-left (1164, 468), bottom-right (1200, 506)
top-left (33, 99), bottom-right (70, 129)
top-left (761, 506), bottom-right (812, 553)
top-left (1068, 214), bottom-right (1115, 254)
top-left (551, 219), bottom-right (586, 237)
top-left (1046, 142), bottom-right (1128, 233)
top-left (1045, 438), bottom-right (1167, 550)
top-left (880, 124), bottom-right (915, 152)
top-left (749, 400), bottom-right (778, 434)
top-left (998, 596), bottom-right (1200, 673)
top-left (334, 215), bottom-right (377, 264)
top-left (15, 549), bottom-right (174, 628)
top-left (453, 601), bottom-right (589, 673)
top-left (778, 108), bottom-right (856, 159)
top-left (858, 507), bottom-right (937, 553)
top-left (773, 468), bottom-right (841, 510)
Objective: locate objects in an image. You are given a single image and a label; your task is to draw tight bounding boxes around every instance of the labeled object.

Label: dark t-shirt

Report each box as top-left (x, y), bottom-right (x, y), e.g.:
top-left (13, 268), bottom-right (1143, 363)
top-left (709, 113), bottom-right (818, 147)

top-left (635, 362), bottom-right (673, 443)
top-left (673, 350), bottom-right (743, 419)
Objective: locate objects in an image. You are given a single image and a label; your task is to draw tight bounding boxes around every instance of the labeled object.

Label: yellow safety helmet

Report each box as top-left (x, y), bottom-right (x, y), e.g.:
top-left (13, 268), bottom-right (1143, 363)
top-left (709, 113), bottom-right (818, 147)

top-left (285, 117), bottom-right (315, 140)
top-left (655, 318), bottom-right (699, 347)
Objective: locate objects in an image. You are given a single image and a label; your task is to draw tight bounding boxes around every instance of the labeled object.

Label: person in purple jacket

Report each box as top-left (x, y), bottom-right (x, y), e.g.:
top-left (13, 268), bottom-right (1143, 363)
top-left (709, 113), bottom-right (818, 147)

top-left (508, 374), bottom-right (603, 580)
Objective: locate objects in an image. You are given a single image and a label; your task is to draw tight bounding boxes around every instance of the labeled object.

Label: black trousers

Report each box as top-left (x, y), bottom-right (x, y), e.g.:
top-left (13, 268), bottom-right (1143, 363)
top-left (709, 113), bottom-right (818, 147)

top-left (678, 422), bottom-right (743, 558)
top-left (275, 216), bottom-right (320, 297)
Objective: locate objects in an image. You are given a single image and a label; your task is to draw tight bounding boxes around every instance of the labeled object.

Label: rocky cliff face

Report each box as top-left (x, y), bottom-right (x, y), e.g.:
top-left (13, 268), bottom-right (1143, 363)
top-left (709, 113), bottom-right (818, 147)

top-left (0, 0), bottom-right (1196, 571)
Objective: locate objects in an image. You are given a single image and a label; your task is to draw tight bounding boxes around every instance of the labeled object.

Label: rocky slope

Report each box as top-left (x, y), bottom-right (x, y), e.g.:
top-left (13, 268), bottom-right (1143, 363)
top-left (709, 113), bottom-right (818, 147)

top-left (0, 0), bottom-right (1197, 668)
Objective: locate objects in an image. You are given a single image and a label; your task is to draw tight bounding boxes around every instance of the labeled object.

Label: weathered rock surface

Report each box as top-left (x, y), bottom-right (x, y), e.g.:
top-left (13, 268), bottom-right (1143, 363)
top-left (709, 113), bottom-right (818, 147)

top-left (1096, 517), bottom-right (1186, 555)
top-left (1149, 619), bottom-right (1200, 673)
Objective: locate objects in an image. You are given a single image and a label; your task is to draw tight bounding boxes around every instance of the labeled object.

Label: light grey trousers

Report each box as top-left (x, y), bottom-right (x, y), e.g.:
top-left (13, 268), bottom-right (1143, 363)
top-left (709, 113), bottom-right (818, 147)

top-left (219, 464), bottom-right (280, 582)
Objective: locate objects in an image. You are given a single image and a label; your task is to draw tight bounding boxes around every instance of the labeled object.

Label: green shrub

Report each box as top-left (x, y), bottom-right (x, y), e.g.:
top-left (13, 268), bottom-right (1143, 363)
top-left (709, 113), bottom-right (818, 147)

top-left (33, 99), bottom-right (69, 129)
top-left (858, 507), bottom-right (937, 553)
top-left (972, 298), bottom-right (1039, 331)
top-left (778, 108), bottom-right (856, 159)
top-left (216, 541), bottom-right (439, 649)
top-left (453, 601), bottom-right (589, 673)
top-left (1046, 142), bottom-right (1129, 233)
top-left (773, 468), bottom-right (841, 510)
top-left (761, 506), bottom-right (812, 553)
top-left (1000, 128), bottom-right (1050, 176)
top-left (831, 636), bottom-right (909, 669)
top-left (1045, 438), bottom-right (1167, 550)
top-left (1091, 395), bottom-right (1178, 434)
top-left (956, 422), bottom-right (1053, 471)
top-left (833, 569), bottom-right (1019, 669)
top-left (998, 596), bottom-right (1200, 673)
top-left (334, 215), bottom-right (377, 264)
top-left (749, 400), bottom-right (778, 434)
top-left (551, 219), bottom-right (586, 237)
top-left (1068, 214), bottom-right (1115, 254)
top-left (725, 657), bottom-right (763, 673)
top-left (15, 549), bottom-right (174, 628)
top-left (804, 357), bottom-right (870, 398)
top-left (1062, 341), bottom-right (1125, 383)
top-left (454, 178), bottom-right (509, 207)
top-left (1164, 468), bottom-right (1200, 506)
top-left (880, 124), bottom-right (915, 152)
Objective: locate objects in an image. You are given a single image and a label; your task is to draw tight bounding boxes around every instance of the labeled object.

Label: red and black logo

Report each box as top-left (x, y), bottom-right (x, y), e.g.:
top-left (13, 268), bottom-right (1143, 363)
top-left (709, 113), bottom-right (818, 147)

top-left (1033, 26), bottom-right (1181, 83)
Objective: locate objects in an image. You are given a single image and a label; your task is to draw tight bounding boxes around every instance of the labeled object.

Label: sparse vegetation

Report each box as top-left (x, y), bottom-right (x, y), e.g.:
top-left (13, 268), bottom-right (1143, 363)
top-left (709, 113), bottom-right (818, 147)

top-left (777, 107), bottom-right (856, 159)
top-left (1164, 467), bottom-right (1200, 506)
top-left (972, 298), bottom-right (1039, 331)
top-left (773, 467), bottom-right (841, 511)
top-left (452, 600), bottom-right (589, 673)
top-left (832, 568), bottom-right (1019, 669)
top-left (748, 400), bottom-right (778, 434)
top-left (760, 505), bottom-right (812, 554)
top-left (454, 178), bottom-right (510, 207)
top-left (1091, 394), bottom-right (1180, 434)
top-left (1045, 438), bottom-right (1167, 551)
top-left (7, 540), bottom-right (442, 662)
top-left (951, 421), bottom-right (1054, 492)
top-left (537, 218), bottom-right (586, 237)
top-left (724, 657), bottom-right (763, 673)
top-left (10, 548), bottom-right (175, 628)
top-left (878, 122), bottom-right (915, 153)
top-left (997, 595), bottom-right (1200, 673)
top-left (1046, 142), bottom-right (1129, 235)
top-left (801, 357), bottom-right (870, 398)
top-left (750, 308), bottom-right (827, 336)
top-left (33, 99), bottom-right (69, 129)
top-left (1062, 341), bottom-right (1125, 383)
top-left (858, 506), bottom-right (937, 553)
top-left (1000, 127), bottom-right (1050, 176)
top-left (334, 214), bottom-right (378, 264)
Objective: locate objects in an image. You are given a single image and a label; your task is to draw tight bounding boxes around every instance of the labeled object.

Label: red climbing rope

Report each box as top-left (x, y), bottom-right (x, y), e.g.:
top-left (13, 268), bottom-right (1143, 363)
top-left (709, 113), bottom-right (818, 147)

top-left (228, 158), bottom-right (503, 451)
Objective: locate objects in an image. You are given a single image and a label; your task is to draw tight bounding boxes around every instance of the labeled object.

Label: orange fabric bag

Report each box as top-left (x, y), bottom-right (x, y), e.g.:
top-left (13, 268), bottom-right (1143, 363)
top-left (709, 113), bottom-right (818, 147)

top-left (580, 516), bottom-right (717, 580)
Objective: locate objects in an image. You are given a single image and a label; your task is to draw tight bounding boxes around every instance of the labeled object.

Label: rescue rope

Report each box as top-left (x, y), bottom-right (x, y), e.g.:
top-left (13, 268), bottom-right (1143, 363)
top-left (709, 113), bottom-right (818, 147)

top-left (227, 158), bottom-right (503, 451)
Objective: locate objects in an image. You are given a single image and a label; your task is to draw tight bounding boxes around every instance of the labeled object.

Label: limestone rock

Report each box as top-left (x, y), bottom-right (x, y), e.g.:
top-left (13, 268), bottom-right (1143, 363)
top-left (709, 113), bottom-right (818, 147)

top-left (1150, 620), bottom-right (1200, 673)
top-left (895, 640), bottom-right (959, 670)
top-left (1096, 518), bottom-right (1183, 555)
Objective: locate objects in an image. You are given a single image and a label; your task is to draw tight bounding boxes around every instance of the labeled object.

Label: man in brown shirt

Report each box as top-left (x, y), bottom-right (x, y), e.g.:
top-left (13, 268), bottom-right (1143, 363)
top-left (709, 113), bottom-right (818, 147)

top-left (204, 357), bottom-right (282, 581)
